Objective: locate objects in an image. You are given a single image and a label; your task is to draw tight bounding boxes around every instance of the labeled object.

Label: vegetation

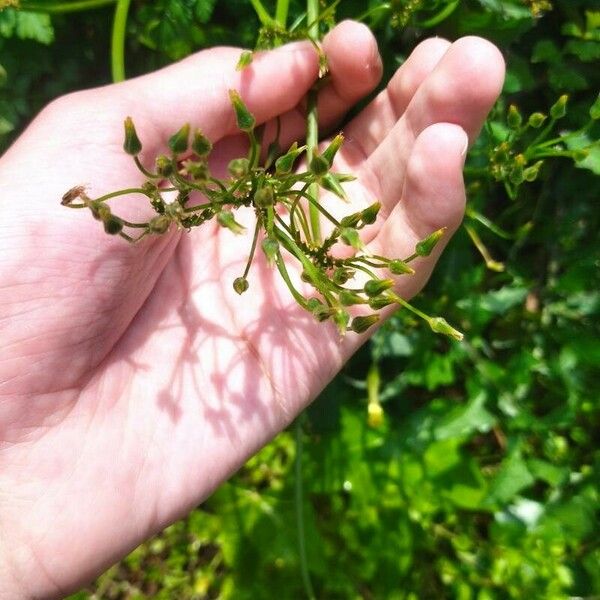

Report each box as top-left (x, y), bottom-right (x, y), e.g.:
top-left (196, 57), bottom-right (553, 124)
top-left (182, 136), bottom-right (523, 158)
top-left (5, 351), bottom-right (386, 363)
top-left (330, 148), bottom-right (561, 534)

top-left (1, 0), bottom-right (599, 598)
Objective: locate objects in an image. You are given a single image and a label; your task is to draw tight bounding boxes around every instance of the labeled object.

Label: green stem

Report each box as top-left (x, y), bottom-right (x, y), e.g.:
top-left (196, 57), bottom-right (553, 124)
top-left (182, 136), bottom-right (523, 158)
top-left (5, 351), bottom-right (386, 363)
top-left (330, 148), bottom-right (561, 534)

top-left (95, 187), bottom-right (149, 202)
top-left (275, 0), bottom-right (289, 28)
top-left (306, 89), bottom-right (321, 243)
top-left (133, 156), bottom-right (159, 179)
top-left (249, 0), bottom-right (276, 26)
top-left (21, 0), bottom-right (116, 13)
top-left (295, 417), bottom-right (316, 600)
top-left (243, 220), bottom-right (262, 278)
top-left (274, 251), bottom-right (309, 308)
top-left (111, 0), bottom-right (131, 82)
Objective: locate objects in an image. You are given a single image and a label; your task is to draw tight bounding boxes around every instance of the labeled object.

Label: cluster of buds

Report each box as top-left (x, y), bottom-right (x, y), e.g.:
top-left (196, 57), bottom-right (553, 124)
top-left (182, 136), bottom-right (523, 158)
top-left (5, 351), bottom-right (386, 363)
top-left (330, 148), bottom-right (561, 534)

top-left (62, 88), bottom-right (463, 340)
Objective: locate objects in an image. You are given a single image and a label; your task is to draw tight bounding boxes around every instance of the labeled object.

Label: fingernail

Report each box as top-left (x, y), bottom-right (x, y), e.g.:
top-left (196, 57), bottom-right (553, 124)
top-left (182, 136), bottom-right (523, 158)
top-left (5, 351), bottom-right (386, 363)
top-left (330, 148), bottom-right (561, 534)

top-left (460, 131), bottom-right (469, 158)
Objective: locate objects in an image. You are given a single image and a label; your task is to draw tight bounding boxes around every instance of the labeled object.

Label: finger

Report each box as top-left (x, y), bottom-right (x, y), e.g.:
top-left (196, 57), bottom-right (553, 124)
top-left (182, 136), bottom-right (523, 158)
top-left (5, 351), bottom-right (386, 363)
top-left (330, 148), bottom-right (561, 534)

top-left (368, 122), bottom-right (468, 301)
top-left (259, 20), bottom-right (383, 153)
top-left (366, 36), bottom-right (504, 215)
top-left (341, 36), bottom-right (451, 160)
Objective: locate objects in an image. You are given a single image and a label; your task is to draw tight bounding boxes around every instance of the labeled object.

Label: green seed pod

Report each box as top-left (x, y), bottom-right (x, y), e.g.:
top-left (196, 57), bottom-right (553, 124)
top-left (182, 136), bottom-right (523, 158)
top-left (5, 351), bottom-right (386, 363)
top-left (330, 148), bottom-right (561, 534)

top-left (309, 153), bottom-right (329, 177)
top-left (338, 290), bottom-right (364, 306)
top-left (217, 210), bottom-right (246, 235)
top-left (415, 227), bottom-right (446, 257)
top-left (229, 89), bottom-right (256, 132)
top-left (155, 155), bottom-right (175, 177)
top-left (428, 317), bottom-right (463, 341)
top-left (322, 133), bottom-right (344, 166)
top-left (123, 116), bottom-right (142, 155)
top-left (523, 160), bottom-right (543, 182)
top-left (233, 276), bottom-right (249, 295)
top-left (168, 123), bottom-right (190, 154)
top-left (254, 184), bottom-right (275, 208)
top-left (185, 160), bottom-right (210, 182)
top-left (312, 305), bottom-right (332, 322)
top-left (340, 227), bottom-right (364, 250)
top-left (320, 173), bottom-right (347, 200)
top-left (528, 112), bottom-right (547, 128)
top-left (148, 215), bottom-right (171, 234)
top-left (350, 314), bottom-right (380, 334)
top-left (333, 267), bottom-right (354, 285)
top-left (340, 213), bottom-right (361, 228)
top-left (364, 278), bottom-right (394, 298)
top-left (236, 50), bottom-right (253, 71)
top-left (275, 142), bottom-right (303, 174)
top-left (507, 105), bottom-right (523, 129)
top-left (191, 130), bottom-right (212, 157)
top-left (360, 202), bottom-right (381, 225)
top-left (103, 215), bottom-right (124, 235)
top-left (228, 157), bottom-right (250, 178)
top-left (550, 94), bottom-right (568, 120)
top-left (261, 236), bottom-right (279, 265)
top-left (90, 201), bottom-right (111, 221)
top-left (333, 309), bottom-right (350, 334)
top-left (368, 296), bottom-right (394, 310)
top-left (389, 259), bottom-right (414, 275)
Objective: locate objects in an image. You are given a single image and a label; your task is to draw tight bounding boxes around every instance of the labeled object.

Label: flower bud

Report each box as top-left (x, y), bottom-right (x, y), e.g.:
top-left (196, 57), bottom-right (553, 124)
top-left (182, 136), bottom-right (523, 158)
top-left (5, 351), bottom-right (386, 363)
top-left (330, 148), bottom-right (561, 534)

top-left (168, 123), bottom-right (190, 154)
top-left (367, 402), bottom-right (384, 428)
top-left (103, 214), bottom-right (124, 235)
top-left (523, 160), bottom-right (543, 182)
top-left (217, 210), bottom-right (246, 235)
top-left (309, 153), bottom-right (329, 177)
top-left (389, 259), bottom-right (414, 275)
top-left (550, 94), bottom-right (568, 120)
top-left (364, 278), bottom-right (394, 298)
top-left (229, 89), bottom-right (256, 132)
top-left (350, 314), bottom-right (379, 334)
top-left (275, 142), bottom-right (304, 174)
top-left (507, 105), bottom-right (523, 129)
top-left (415, 228), bottom-right (446, 257)
top-left (261, 236), bottom-right (279, 265)
top-left (148, 215), bottom-right (171, 234)
top-left (254, 184), bottom-right (275, 208)
top-left (156, 155), bottom-right (175, 177)
top-left (184, 160), bottom-right (210, 182)
top-left (528, 112), bottom-right (546, 128)
top-left (368, 296), bottom-right (394, 310)
top-left (233, 277), bottom-right (249, 294)
top-left (340, 227), bottom-right (364, 250)
top-left (333, 267), bottom-right (354, 285)
top-left (340, 213), bottom-right (361, 228)
top-left (123, 116), bottom-right (142, 155)
top-left (428, 317), bottom-right (463, 341)
top-left (191, 130), bottom-right (212, 157)
top-left (322, 133), bottom-right (344, 166)
top-left (90, 201), bottom-right (111, 221)
top-left (338, 290), bottom-right (364, 306)
top-left (360, 202), bottom-right (381, 225)
top-left (236, 50), bottom-right (253, 71)
top-left (312, 304), bottom-right (332, 322)
top-left (228, 158), bottom-right (250, 178)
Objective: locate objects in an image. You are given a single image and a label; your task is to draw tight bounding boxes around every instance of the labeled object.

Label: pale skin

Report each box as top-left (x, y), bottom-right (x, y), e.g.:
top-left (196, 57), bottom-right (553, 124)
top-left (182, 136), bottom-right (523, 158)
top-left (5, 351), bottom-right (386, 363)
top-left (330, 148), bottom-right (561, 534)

top-left (0, 21), bottom-right (504, 599)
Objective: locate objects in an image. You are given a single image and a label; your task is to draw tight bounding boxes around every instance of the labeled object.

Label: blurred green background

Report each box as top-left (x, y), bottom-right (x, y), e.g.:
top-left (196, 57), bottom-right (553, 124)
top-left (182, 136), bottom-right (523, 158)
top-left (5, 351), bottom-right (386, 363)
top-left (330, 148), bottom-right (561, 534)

top-left (2, 0), bottom-right (599, 598)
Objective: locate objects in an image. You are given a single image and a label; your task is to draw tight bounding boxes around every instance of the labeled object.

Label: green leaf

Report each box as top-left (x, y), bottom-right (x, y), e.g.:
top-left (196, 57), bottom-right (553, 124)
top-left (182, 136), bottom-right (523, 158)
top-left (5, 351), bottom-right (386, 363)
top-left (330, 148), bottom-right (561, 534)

top-left (485, 447), bottom-right (535, 505)
top-left (0, 9), bottom-right (54, 44)
top-left (564, 130), bottom-right (600, 175)
top-left (433, 393), bottom-right (497, 441)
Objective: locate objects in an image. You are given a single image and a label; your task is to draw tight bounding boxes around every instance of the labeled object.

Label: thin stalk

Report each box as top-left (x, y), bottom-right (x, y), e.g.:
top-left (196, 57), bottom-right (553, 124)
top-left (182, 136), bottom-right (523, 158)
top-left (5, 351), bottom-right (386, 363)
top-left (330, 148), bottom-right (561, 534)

top-left (274, 251), bottom-right (309, 308)
top-left (295, 418), bottom-right (316, 600)
top-left (134, 156), bottom-right (159, 179)
top-left (306, 89), bottom-right (321, 243)
top-left (243, 220), bottom-right (262, 278)
top-left (95, 187), bottom-right (150, 202)
top-left (249, 0), bottom-right (275, 26)
top-left (22, 0), bottom-right (116, 13)
top-left (275, 0), bottom-right (289, 27)
top-left (111, 0), bottom-right (131, 82)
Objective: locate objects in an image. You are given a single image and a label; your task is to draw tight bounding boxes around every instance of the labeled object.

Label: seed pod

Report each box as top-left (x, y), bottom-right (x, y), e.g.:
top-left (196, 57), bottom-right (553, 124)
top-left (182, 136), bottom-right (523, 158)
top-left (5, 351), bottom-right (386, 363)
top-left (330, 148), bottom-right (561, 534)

top-left (528, 112), bottom-right (546, 128)
top-left (389, 259), bottom-right (414, 275)
top-left (185, 160), bottom-right (210, 182)
top-left (168, 123), bottom-right (190, 154)
top-left (368, 296), bottom-right (394, 310)
top-left (312, 304), bottom-right (332, 322)
top-left (103, 215), bottom-right (124, 235)
top-left (254, 184), bottom-right (275, 208)
top-left (340, 213), bottom-right (361, 228)
top-left (507, 105), bottom-right (523, 129)
top-left (229, 89), bottom-right (256, 132)
top-left (360, 202), bottom-right (381, 225)
top-left (340, 227), bottom-right (364, 250)
top-left (155, 155), bottom-right (175, 177)
top-left (233, 277), bottom-right (249, 295)
top-left (320, 173), bottom-right (347, 200)
top-left (550, 94), bottom-right (568, 120)
top-left (350, 314), bottom-right (380, 334)
top-left (322, 133), bottom-right (344, 166)
top-left (333, 267), bottom-right (354, 285)
top-left (191, 130), bottom-right (212, 157)
top-left (364, 278), bottom-right (394, 298)
top-left (523, 160), bottom-right (543, 182)
top-left (228, 158), bottom-right (250, 178)
top-left (428, 317), bottom-right (463, 341)
top-left (307, 298), bottom-right (325, 312)
top-left (261, 236), bottom-right (279, 265)
top-left (415, 228), bottom-right (446, 257)
top-left (148, 215), bottom-right (171, 234)
top-left (309, 153), bottom-right (329, 177)
top-left (123, 117), bottom-right (142, 155)
top-left (217, 211), bottom-right (246, 235)
top-left (338, 290), bottom-right (364, 306)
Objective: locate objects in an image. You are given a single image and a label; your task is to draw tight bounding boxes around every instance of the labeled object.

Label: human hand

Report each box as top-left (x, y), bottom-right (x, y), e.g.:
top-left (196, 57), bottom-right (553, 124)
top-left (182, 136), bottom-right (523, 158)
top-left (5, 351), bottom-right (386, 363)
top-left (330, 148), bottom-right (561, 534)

top-left (0, 21), bottom-right (504, 598)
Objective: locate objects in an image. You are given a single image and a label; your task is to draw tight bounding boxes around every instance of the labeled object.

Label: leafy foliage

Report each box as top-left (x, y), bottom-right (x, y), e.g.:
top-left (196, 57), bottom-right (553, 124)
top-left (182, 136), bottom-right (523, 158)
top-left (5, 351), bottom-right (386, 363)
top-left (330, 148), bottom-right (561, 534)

top-left (2, 0), bottom-right (599, 598)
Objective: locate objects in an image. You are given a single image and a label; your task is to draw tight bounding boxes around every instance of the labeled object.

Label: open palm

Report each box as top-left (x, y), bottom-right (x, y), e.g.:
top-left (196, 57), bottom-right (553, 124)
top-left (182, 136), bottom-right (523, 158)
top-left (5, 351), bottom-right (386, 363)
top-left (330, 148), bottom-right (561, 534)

top-left (0, 21), bottom-right (504, 598)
